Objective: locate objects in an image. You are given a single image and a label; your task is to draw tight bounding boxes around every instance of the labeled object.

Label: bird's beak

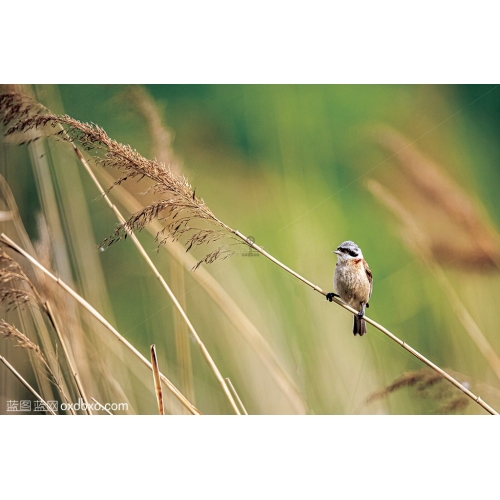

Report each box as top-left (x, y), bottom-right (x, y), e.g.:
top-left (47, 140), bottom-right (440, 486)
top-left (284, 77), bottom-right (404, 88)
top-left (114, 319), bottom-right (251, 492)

top-left (333, 250), bottom-right (341, 255)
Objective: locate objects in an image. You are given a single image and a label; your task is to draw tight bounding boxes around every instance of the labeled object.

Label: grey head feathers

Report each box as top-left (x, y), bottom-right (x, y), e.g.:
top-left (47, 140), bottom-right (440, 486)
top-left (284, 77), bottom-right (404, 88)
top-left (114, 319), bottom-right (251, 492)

top-left (335, 241), bottom-right (363, 259)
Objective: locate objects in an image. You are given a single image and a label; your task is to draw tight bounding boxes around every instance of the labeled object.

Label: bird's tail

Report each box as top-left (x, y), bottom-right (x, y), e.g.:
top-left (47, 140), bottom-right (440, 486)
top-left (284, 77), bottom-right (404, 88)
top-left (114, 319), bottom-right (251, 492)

top-left (353, 315), bottom-right (367, 336)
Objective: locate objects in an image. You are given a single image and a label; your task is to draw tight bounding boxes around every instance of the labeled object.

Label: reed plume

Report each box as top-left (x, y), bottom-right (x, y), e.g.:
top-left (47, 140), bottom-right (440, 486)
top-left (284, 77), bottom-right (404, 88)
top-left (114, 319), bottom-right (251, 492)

top-left (0, 319), bottom-right (73, 412)
top-left (0, 247), bottom-right (46, 312)
top-left (366, 368), bottom-right (470, 414)
top-left (1, 233), bottom-right (201, 415)
top-left (1, 90), bottom-right (499, 415)
top-left (0, 91), bottom-right (238, 268)
top-left (128, 86), bottom-right (195, 407)
top-left (1, 245), bottom-right (83, 412)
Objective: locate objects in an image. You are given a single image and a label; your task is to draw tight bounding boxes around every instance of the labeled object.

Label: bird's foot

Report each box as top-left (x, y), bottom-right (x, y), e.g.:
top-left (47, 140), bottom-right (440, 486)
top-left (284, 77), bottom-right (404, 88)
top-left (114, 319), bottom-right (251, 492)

top-left (326, 292), bottom-right (339, 302)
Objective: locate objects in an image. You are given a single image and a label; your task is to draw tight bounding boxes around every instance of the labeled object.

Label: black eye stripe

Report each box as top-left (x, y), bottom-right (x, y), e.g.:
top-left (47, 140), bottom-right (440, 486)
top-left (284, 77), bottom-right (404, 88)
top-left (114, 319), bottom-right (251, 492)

top-left (338, 247), bottom-right (358, 257)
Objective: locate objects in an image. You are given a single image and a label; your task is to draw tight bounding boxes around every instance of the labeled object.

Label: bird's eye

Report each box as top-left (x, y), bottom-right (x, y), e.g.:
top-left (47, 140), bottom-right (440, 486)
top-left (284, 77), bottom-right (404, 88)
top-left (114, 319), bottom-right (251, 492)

top-left (348, 250), bottom-right (358, 257)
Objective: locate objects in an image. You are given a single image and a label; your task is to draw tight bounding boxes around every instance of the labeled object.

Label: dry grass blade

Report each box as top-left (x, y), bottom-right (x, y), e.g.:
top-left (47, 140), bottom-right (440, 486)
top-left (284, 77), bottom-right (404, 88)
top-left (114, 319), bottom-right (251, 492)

top-left (228, 231), bottom-right (498, 415)
top-left (45, 301), bottom-right (92, 414)
top-left (129, 86), bottom-right (195, 406)
top-left (67, 138), bottom-right (240, 414)
top-left (225, 377), bottom-right (248, 415)
top-left (150, 344), bottom-right (164, 415)
top-left (93, 167), bottom-right (305, 413)
top-left (91, 397), bottom-right (113, 415)
top-left (0, 91), bottom-right (234, 262)
top-left (0, 354), bottom-right (56, 415)
top-left (0, 233), bottom-right (201, 415)
top-left (2, 90), bottom-right (497, 416)
top-left (1, 245), bottom-right (88, 413)
top-left (0, 90), bottom-right (242, 414)
top-left (0, 319), bottom-right (75, 413)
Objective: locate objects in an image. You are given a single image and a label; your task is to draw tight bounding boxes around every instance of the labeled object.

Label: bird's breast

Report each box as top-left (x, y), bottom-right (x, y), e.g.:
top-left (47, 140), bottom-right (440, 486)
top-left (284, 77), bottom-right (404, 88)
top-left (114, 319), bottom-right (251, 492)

top-left (334, 261), bottom-right (371, 307)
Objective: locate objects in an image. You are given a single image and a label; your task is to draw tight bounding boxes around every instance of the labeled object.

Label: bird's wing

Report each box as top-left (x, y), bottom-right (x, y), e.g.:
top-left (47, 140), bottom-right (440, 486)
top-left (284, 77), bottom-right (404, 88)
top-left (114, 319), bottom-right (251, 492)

top-left (364, 260), bottom-right (373, 297)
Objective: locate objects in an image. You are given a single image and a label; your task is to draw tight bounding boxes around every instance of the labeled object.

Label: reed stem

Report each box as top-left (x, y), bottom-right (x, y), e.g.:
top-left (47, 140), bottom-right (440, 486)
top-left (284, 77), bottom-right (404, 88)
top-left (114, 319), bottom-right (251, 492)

top-left (45, 301), bottom-right (92, 414)
top-left (0, 354), bottom-right (57, 415)
top-left (232, 231), bottom-right (499, 415)
top-left (150, 344), bottom-right (164, 415)
top-left (0, 233), bottom-right (201, 415)
top-left (69, 144), bottom-right (240, 415)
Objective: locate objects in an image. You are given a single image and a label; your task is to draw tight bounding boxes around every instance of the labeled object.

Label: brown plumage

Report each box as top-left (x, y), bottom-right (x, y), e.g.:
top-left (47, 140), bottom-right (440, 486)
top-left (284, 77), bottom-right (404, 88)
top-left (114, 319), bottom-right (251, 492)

top-left (328, 241), bottom-right (373, 336)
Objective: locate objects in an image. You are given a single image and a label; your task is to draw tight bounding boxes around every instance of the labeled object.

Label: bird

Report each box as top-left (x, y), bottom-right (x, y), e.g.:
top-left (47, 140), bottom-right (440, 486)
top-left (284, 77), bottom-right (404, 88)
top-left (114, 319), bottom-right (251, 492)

top-left (326, 241), bottom-right (373, 336)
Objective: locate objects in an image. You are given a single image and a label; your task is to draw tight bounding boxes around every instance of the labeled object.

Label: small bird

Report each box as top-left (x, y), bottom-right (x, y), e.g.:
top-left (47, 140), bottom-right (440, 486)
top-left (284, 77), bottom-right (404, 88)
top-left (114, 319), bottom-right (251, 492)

top-left (326, 241), bottom-right (373, 336)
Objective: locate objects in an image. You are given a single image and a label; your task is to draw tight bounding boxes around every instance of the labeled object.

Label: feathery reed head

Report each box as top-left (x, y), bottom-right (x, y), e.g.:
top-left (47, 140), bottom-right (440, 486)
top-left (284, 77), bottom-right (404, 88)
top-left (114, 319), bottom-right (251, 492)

top-left (0, 247), bottom-right (45, 311)
top-left (0, 91), bottom-right (239, 269)
top-left (0, 319), bottom-right (46, 361)
top-left (366, 368), bottom-right (470, 414)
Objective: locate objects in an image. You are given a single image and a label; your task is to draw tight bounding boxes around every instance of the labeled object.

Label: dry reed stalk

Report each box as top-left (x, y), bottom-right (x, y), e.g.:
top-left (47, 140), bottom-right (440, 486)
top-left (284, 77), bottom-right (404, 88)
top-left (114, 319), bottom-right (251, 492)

top-left (91, 397), bottom-right (113, 415)
top-left (0, 354), bottom-right (56, 414)
top-left (367, 179), bottom-right (500, 384)
top-left (93, 166), bottom-right (305, 414)
top-left (32, 213), bottom-right (124, 413)
top-left (0, 233), bottom-right (201, 415)
top-left (1, 91), bottom-right (306, 412)
top-left (225, 377), bottom-right (248, 415)
top-left (45, 301), bottom-right (92, 414)
top-left (226, 229), bottom-right (498, 414)
top-left (67, 141), bottom-right (240, 415)
top-left (170, 258), bottom-right (196, 409)
top-left (0, 91), bottom-right (241, 266)
top-left (2, 91), bottom-right (496, 415)
top-left (0, 175), bottom-right (70, 404)
top-left (130, 86), bottom-right (195, 409)
top-left (1, 246), bottom-right (85, 413)
top-left (0, 90), bottom-right (239, 414)
top-left (0, 320), bottom-right (75, 414)
top-left (150, 344), bottom-right (164, 415)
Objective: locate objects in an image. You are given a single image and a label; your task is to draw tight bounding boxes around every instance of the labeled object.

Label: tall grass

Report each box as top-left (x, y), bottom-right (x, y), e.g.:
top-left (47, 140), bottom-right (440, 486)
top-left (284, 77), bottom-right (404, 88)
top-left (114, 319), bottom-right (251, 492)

top-left (1, 84), bottom-right (500, 414)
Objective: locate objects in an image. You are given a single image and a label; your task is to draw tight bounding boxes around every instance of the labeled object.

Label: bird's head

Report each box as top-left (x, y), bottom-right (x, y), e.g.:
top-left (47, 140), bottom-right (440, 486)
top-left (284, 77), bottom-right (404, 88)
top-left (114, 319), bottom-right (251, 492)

top-left (333, 241), bottom-right (363, 262)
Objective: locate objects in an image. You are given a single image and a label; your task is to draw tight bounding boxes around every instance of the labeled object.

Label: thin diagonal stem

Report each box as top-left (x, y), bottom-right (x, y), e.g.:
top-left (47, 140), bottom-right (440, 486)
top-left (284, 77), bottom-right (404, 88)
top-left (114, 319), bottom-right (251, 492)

top-left (69, 144), bottom-right (240, 415)
top-left (0, 354), bottom-right (57, 415)
top-left (0, 233), bottom-right (201, 416)
top-left (225, 377), bottom-right (248, 415)
top-left (91, 397), bottom-right (113, 415)
top-left (93, 166), bottom-right (305, 414)
top-left (45, 301), bottom-right (92, 414)
top-left (233, 231), bottom-right (499, 415)
top-left (367, 179), bottom-right (500, 382)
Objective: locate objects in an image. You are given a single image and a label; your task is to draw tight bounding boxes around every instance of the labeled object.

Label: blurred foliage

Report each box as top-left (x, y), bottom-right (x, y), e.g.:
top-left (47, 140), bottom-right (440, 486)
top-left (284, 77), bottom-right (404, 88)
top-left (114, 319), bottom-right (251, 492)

top-left (1, 84), bottom-right (500, 414)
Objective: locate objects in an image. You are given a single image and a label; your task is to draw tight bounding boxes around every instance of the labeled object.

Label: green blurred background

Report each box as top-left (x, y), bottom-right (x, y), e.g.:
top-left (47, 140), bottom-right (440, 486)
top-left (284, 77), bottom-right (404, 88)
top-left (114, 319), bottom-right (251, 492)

top-left (2, 84), bottom-right (500, 414)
